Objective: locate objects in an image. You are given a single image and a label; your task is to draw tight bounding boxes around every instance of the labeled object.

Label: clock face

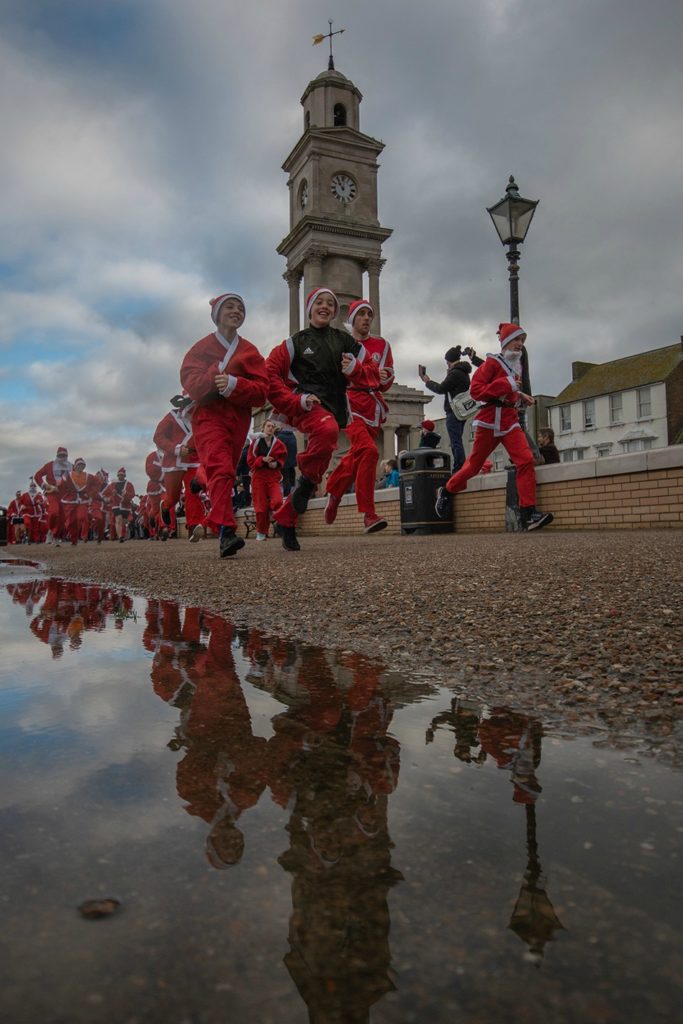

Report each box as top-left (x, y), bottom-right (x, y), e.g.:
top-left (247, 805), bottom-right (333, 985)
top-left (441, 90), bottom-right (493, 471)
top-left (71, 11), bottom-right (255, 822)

top-left (299, 180), bottom-right (308, 210)
top-left (330, 173), bottom-right (357, 204)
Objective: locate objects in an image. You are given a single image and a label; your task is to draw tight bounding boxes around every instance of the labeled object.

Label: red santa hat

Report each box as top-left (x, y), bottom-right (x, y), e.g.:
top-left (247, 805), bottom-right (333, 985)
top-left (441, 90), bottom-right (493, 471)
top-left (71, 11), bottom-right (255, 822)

top-left (117, 467), bottom-right (126, 477)
top-left (421, 419), bottom-right (435, 431)
top-left (73, 457), bottom-right (86, 469)
top-left (497, 323), bottom-right (527, 350)
top-left (346, 299), bottom-right (373, 326)
top-left (305, 287), bottom-right (340, 320)
top-left (56, 446), bottom-right (68, 457)
top-left (209, 293), bottom-right (246, 325)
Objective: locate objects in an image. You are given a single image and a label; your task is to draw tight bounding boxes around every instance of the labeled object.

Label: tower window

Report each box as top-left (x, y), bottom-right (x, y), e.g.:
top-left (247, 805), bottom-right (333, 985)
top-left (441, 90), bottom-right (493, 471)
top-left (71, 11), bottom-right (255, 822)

top-left (333, 103), bottom-right (347, 127)
top-left (305, 110), bottom-right (311, 130)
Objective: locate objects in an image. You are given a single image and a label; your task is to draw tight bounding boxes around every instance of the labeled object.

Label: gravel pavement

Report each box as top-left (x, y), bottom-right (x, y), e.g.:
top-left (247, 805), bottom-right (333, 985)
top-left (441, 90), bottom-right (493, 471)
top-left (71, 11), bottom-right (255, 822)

top-left (15, 529), bottom-right (683, 760)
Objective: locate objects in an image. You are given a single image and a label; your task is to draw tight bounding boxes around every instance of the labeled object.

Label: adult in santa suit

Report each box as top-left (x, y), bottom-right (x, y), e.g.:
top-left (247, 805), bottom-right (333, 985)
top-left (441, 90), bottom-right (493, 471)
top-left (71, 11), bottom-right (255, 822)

top-left (87, 469), bottom-right (109, 542)
top-left (267, 287), bottom-right (366, 552)
top-left (57, 457), bottom-right (95, 545)
top-left (20, 481), bottom-right (46, 543)
top-left (153, 396), bottom-right (204, 541)
top-left (435, 323), bottom-right (553, 531)
top-left (324, 299), bottom-right (393, 535)
top-left (34, 445), bottom-right (71, 544)
top-left (105, 467), bottom-right (136, 543)
top-left (180, 293), bottom-right (269, 558)
top-left (7, 491), bottom-right (27, 544)
top-left (246, 417), bottom-right (286, 540)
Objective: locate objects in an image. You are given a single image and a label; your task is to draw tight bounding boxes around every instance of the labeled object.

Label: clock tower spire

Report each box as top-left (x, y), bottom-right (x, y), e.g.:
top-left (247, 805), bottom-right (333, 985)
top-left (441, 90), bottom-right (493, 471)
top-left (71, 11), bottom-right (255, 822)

top-left (277, 60), bottom-right (392, 332)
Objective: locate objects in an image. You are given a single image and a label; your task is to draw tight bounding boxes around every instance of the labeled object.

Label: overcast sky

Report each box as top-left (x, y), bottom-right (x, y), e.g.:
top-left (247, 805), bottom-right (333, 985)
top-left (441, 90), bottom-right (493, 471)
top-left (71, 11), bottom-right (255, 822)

top-left (1, 0), bottom-right (682, 497)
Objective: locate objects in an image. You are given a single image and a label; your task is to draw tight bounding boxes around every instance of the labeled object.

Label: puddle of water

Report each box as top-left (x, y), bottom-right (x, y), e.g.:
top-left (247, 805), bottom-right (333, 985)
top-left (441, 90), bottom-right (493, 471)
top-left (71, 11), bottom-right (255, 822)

top-left (0, 569), bottom-right (682, 1024)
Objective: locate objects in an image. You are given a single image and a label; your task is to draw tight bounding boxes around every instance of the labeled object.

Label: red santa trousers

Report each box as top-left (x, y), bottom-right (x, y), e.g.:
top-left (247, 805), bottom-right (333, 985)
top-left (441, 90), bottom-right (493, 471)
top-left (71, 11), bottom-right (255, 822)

top-left (90, 506), bottom-right (106, 541)
top-left (22, 515), bottom-right (43, 543)
top-left (162, 468), bottom-right (204, 529)
top-left (192, 407), bottom-right (250, 532)
top-left (251, 472), bottom-right (283, 535)
top-left (325, 418), bottom-right (380, 516)
top-left (273, 405), bottom-right (340, 527)
top-left (63, 504), bottom-right (89, 544)
top-left (45, 494), bottom-right (64, 538)
top-left (445, 425), bottom-right (537, 508)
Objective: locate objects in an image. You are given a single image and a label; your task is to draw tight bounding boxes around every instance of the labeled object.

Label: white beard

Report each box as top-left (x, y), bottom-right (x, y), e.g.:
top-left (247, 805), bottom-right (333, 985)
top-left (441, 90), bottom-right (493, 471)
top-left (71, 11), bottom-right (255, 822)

top-left (503, 350), bottom-right (523, 375)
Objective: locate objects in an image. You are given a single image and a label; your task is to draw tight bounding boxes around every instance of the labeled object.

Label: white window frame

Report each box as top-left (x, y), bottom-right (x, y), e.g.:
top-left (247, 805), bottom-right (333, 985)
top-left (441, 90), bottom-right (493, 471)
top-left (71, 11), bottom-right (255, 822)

top-left (609, 392), bottom-right (623, 425)
top-left (583, 398), bottom-right (596, 430)
top-left (559, 405), bottom-right (571, 432)
top-left (637, 387), bottom-right (652, 419)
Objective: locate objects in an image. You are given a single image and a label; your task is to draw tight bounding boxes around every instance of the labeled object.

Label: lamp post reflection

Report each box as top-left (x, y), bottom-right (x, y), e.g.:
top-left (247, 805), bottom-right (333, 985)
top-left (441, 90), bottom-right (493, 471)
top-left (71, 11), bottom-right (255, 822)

top-left (427, 699), bottom-right (565, 961)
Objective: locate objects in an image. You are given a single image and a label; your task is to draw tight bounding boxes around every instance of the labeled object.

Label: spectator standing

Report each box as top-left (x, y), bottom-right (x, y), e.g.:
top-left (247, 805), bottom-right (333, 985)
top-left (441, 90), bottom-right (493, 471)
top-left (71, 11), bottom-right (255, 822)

top-left (537, 428), bottom-right (560, 465)
top-left (420, 346), bottom-right (483, 471)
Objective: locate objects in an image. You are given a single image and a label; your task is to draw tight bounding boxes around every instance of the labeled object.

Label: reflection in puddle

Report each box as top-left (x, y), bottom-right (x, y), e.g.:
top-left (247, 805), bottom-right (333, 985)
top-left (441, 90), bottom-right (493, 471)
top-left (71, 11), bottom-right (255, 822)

top-left (1, 570), bottom-right (682, 1023)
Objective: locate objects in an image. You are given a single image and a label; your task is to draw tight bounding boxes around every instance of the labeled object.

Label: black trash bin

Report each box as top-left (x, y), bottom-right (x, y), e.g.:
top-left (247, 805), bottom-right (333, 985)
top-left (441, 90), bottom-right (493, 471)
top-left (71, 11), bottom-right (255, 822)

top-left (399, 449), bottom-right (453, 535)
top-left (0, 506), bottom-right (7, 546)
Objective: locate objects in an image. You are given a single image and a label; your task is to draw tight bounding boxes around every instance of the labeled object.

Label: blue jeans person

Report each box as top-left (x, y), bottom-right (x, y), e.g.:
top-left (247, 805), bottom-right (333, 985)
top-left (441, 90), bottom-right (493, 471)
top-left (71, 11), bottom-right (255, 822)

top-left (446, 410), bottom-right (466, 472)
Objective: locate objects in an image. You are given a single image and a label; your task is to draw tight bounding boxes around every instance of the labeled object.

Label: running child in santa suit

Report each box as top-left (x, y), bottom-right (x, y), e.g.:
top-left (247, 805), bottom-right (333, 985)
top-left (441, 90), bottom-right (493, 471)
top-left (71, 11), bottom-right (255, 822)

top-left (20, 481), bottom-right (46, 543)
top-left (267, 287), bottom-right (366, 552)
top-left (153, 396), bottom-right (203, 540)
top-left (324, 299), bottom-right (393, 534)
top-left (435, 323), bottom-right (553, 531)
top-left (180, 293), bottom-right (269, 559)
top-left (247, 418), bottom-right (286, 541)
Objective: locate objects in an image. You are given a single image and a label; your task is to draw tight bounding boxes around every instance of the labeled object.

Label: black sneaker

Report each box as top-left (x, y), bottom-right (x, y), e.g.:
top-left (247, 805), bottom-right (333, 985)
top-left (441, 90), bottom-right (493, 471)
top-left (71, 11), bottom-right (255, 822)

top-left (280, 526), bottom-right (300, 552)
top-left (160, 506), bottom-right (172, 527)
top-left (290, 476), bottom-right (315, 515)
top-left (524, 510), bottom-right (554, 532)
top-left (220, 529), bottom-right (245, 558)
top-left (434, 486), bottom-right (450, 520)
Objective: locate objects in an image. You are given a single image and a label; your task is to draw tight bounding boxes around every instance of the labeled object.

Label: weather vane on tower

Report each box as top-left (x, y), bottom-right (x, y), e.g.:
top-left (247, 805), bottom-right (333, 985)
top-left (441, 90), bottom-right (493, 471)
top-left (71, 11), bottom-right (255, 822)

top-left (312, 19), bottom-right (345, 71)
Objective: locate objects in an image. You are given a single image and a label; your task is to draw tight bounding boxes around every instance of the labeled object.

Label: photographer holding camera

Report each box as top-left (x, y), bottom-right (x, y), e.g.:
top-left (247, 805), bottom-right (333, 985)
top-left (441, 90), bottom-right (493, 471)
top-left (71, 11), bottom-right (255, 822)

top-left (419, 345), bottom-right (483, 471)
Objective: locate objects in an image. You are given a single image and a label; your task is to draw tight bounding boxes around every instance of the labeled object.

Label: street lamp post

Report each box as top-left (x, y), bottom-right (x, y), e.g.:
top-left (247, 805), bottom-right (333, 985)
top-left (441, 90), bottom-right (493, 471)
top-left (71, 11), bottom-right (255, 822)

top-left (487, 176), bottom-right (540, 530)
top-left (486, 175), bottom-right (539, 326)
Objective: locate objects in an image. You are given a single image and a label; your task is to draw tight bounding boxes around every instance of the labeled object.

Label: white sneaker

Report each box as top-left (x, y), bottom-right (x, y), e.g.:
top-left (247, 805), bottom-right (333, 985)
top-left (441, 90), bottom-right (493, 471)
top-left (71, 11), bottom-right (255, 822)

top-left (189, 525), bottom-right (205, 543)
top-left (256, 532), bottom-right (267, 541)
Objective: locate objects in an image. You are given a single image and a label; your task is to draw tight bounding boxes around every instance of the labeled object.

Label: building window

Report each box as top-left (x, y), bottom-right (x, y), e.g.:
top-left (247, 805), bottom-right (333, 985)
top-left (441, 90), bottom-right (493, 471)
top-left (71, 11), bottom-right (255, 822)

top-left (609, 393), bottom-right (623, 424)
top-left (559, 405), bottom-right (571, 432)
top-left (333, 103), bottom-right (347, 127)
top-left (637, 387), bottom-right (652, 419)
top-left (305, 110), bottom-right (311, 130)
top-left (583, 399), bottom-right (595, 429)
top-left (622, 438), bottom-right (654, 453)
top-left (595, 444), bottom-right (612, 457)
top-left (560, 448), bottom-right (585, 463)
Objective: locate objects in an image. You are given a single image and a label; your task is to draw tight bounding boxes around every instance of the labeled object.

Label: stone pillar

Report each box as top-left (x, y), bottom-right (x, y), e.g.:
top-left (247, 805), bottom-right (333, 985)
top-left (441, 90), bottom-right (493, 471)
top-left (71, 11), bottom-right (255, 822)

top-left (283, 268), bottom-right (302, 335)
top-left (366, 258), bottom-right (386, 334)
top-left (396, 426), bottom-right (411, 453)
top-left (303, 246), bottom-right (327, 302)
top-left (380, 427), bottom-right (395, 460)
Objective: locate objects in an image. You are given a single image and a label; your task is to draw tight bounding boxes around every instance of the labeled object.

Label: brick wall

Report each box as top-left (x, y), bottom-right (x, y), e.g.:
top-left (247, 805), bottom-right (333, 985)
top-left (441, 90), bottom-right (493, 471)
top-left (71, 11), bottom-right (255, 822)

top-left (238, 446), bottom-right (683, 536)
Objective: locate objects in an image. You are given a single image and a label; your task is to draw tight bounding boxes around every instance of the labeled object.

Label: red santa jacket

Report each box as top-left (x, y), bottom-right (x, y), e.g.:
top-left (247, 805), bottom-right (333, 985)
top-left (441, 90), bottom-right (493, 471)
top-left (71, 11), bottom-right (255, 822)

top-left (58, 471), bottom-right (96, 506)
top-left (247, 433), bottom-right (287, 478)
top-left (145, 450), bottom-right (163, 483)
top-left (34, 458), bottom-right (72, 491)
top-left (153, 408), bottom-right (199, 472)
top-left (347, 335), bottom-right (395, 428)
top-left (180, 332), bottom-right (268, 412)
top-left (104, 479), bottom-right (136, 511)
top-left (8, 497), bottom-right (22, 520)
top-left (20, 490), bottom-right (46, 518)
top-left (470, 353), bottom-right (523, 437)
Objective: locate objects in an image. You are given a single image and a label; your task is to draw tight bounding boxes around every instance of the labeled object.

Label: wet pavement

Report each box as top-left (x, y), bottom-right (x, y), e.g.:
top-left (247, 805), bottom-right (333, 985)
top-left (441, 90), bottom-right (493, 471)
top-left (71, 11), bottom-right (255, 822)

top-left (1, 559), bottom-right (682, 1023)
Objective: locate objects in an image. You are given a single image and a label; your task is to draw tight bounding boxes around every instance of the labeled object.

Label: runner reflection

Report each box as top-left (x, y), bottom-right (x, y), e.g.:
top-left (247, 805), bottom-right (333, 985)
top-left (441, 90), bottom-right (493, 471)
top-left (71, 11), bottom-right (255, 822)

top-left (426, 700), bottom-right (565, 960)
top-left (165, 614), bottom-right (268, 868)
top-left (8, 578), bottom-right (135, 658)
top-left (263, 647), bottom-right (402, 1023)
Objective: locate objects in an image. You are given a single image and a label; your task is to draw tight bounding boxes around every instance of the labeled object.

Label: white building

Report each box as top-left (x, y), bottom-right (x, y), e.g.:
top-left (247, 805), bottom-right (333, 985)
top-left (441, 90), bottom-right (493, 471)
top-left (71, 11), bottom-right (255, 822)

top-left (547, 341), bottom-right (683, 462)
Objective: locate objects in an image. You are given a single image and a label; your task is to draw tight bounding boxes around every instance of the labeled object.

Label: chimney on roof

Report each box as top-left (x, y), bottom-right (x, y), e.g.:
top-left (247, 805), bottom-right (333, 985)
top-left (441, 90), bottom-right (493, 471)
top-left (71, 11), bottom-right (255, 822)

top-left (571, 361), bottom-right (597, 382)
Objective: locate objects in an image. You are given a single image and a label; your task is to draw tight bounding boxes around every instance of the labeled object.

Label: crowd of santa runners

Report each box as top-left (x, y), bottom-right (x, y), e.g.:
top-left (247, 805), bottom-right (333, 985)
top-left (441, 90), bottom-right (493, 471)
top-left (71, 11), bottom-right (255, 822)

top-left (4, 287), bottom-right (552, 553)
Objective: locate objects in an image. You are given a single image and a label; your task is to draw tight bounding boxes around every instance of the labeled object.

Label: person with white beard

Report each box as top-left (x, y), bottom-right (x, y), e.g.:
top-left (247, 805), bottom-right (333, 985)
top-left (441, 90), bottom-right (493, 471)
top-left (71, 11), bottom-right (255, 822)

top-left (435, 323), bottom-right (553, 531)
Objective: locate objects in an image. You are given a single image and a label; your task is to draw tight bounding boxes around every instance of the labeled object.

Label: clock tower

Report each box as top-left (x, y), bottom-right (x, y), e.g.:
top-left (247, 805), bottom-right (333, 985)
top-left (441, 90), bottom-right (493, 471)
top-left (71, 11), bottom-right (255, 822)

top-left (277, 65), bottom-right (393, 332)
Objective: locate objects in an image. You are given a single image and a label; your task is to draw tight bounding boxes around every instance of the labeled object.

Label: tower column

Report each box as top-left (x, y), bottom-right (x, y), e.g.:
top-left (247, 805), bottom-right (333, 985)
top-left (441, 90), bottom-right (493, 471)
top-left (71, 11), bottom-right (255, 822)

top-left (284, 268), bottom-right (302, 335)
top-left (303, 247), bottom-right (327, 299)
top-left (366, 258), bottom-right (386, 334)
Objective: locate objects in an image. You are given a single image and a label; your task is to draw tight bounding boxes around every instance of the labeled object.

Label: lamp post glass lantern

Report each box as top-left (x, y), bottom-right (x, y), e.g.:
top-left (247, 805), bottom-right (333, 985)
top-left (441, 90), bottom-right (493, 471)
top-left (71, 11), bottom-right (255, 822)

top-left (486, 175), bottom-right (538, 324)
